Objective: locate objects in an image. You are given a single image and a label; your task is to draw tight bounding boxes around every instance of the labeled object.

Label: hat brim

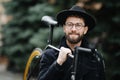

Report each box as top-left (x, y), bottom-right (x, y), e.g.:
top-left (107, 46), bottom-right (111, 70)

top-left (57, 10), bottom-right (96, 31)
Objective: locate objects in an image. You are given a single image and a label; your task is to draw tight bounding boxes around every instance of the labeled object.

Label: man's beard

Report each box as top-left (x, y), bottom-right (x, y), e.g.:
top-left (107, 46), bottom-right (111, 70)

top-left (65, 33), bottom-right (84, 44)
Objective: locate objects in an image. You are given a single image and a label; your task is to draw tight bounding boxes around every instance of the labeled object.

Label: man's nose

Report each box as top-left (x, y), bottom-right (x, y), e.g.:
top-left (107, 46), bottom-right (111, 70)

top-left (71, 25), bottom-right (77, 31)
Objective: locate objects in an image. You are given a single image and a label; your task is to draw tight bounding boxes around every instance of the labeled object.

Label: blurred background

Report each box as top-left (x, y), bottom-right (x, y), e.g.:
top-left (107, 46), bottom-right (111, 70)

top-left (0, 0), bottom-right (120, 80)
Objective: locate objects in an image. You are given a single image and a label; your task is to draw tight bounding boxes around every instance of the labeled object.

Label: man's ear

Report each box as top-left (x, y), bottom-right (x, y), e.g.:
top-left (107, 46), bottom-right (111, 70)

top-left (84, 26), bottom-right (88, 35)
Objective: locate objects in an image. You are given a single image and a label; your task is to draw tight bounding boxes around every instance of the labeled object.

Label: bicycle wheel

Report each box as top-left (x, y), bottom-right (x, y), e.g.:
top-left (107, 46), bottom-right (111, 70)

top-left (23, 48), bottom-right (42, 80)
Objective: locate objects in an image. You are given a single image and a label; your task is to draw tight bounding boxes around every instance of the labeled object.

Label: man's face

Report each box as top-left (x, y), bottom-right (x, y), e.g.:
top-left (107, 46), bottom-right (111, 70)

top-left (63, 16), bottom-right (88, 44)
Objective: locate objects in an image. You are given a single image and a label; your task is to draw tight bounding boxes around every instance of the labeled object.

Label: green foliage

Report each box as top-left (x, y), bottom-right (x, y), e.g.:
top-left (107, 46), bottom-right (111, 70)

top-left (2, 0), bottom-right (120, 80)
top-left (2, 0), bottom-right (76, 72)
top-left (2, 1), bottom-right (55, 72)
top-left (90, 0), bottom-right (120, 80)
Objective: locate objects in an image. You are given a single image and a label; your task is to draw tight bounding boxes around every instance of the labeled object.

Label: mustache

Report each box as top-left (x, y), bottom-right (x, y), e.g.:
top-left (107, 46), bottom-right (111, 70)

top-left (69, 33), bottom-right (79, 35)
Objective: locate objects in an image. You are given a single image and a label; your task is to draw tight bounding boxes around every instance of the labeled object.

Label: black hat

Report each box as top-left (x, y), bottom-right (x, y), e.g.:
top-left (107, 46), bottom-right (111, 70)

top-left (56, 5), bottom-right (96, 31)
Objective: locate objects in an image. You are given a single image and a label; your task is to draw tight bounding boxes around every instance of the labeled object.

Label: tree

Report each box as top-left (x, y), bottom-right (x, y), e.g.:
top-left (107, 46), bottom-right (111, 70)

top-left (2, 0), bottom-right (120, 80)
top-left (79, 0), bottom-right (120, 80)
top-left (2, 0), bottom-right (77, 72)
top-left (2, 0), bottom-right (55, 72)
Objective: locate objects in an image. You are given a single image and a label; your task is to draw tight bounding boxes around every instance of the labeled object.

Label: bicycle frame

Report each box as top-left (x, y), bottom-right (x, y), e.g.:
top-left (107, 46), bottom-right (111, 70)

top-left (23, 16), bottom-right (57, 80)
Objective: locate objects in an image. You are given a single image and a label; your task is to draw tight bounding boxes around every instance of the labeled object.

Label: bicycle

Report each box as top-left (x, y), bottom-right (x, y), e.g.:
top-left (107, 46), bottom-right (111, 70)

top-left (23, 16), bottom-right (105, 80)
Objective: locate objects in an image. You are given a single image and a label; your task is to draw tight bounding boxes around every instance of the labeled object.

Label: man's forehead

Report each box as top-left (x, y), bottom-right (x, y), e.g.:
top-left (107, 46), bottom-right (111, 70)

top-left (65, 16), bottom-right (85, 22)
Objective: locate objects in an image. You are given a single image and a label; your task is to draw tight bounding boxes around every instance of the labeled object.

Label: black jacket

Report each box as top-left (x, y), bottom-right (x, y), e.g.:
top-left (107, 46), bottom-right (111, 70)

top-left (38, 37), bottom-right (105, 80)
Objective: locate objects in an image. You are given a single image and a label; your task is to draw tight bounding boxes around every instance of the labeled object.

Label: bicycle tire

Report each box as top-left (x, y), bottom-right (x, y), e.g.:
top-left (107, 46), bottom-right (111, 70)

top-left (23, 48), bottom-right (42, 80)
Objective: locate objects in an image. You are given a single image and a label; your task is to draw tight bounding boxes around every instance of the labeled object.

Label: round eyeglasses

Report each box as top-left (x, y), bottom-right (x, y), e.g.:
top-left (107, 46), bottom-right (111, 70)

top-left (64, 22), bottom-right (85, 30)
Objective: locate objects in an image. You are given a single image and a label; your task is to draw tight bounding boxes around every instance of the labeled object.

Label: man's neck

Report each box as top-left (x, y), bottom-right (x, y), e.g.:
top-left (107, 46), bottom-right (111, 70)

top-left (66, 40), bottom-right (82, 51)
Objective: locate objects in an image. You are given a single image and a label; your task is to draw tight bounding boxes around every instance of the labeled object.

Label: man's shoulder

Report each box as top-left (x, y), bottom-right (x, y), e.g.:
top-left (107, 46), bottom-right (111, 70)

top-left (42, 48), bottom-right (58, 58)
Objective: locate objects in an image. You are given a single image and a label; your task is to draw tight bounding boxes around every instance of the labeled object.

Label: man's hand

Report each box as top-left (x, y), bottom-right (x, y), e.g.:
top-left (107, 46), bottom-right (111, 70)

top-left (57, 47), bottom-right (72, 65)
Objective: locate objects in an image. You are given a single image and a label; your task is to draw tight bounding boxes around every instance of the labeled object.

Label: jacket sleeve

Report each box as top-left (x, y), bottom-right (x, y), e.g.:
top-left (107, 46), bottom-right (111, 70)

top-left (95, 49), bottom-right (106, 80)
top-left (37, 49), bottom-right (63, 80)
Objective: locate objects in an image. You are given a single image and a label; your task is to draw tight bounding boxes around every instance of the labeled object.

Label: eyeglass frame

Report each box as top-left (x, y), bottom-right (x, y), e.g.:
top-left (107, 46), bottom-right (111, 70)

top-left (64, 22), bottom-right (86, 30)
